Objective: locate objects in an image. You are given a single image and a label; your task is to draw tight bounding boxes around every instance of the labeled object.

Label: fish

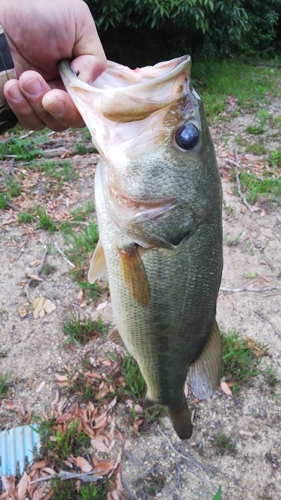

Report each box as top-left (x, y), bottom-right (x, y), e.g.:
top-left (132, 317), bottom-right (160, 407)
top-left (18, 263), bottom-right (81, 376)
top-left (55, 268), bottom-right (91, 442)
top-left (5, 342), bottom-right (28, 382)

top-left (59, 55), bottom-right (223, 440)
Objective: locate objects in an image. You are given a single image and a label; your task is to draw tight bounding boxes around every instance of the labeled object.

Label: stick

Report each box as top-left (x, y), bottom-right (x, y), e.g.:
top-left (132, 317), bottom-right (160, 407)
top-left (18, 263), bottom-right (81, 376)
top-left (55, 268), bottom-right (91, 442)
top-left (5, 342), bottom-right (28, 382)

top-left (54, 242), bottom-right (75, 268)
top-left (226, 158), bottom-right (246, 170)
top-left (30, 470), bottom-right (102, 484)
top-left (234, 149), bottom-right (253, 212)
top-left (72, 303), bottom-right (91, 317)
top-left (24, 245), bottom-right (48, 299)
top-left (220, 285), bottom-right (281, 293)
top-left (158, 429), bottom-right (216, 492)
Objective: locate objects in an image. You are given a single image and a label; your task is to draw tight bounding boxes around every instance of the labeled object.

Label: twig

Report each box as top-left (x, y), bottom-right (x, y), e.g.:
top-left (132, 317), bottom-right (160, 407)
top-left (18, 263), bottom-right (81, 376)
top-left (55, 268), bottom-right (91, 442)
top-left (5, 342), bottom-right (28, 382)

top-left (24, 245), bottom-right (48, 299)
top-left (234, 149), bottom-right (253, 212)
top-left (30, 470), bottom-right (101, 484)
top-left (4, 199), bottom-right (22, 212)
top-left (226, 158), bottom-right (246, 170)
top-left (18, 130), bottom-right (35, 140)
top-left (54, 242), bottom-right (75, 268)
top-left (72, 303), bottom-right (91, 317)
top-left (220, 284), bottom-right (281, 293)
top-left (158, 429), bottom-right (216, 492)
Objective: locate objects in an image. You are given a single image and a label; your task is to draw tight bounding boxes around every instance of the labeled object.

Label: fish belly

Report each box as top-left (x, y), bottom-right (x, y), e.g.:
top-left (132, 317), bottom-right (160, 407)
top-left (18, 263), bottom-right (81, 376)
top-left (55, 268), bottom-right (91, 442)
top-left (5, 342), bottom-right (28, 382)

top-left (95, 163), bottom-right (222, 411)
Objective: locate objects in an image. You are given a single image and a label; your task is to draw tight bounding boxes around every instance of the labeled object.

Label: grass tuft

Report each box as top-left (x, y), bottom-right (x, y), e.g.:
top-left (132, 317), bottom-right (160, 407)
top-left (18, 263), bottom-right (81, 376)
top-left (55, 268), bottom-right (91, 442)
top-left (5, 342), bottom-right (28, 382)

top-left (62, 314), bottom-right (107, 347)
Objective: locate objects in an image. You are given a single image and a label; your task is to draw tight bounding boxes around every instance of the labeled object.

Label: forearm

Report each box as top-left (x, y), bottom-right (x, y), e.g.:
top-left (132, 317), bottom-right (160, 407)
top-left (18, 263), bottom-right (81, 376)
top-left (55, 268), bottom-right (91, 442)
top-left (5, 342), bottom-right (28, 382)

top-left (0, 24), bottom-right (17, 133)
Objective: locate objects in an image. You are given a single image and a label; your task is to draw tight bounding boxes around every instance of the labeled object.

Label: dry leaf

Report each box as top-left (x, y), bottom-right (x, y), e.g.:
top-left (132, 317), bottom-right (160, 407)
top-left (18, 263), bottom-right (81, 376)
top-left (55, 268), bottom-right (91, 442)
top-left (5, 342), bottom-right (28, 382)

top-left (18, 306), bottom-right (27, 318)
top-left (72, 456), bottom-right (92, 473)
top-left (220, 381), bottom-right (233, 397)
top-left (27, 274), bottom-right (44, 281)
top-left (36, 381), bottom-right (45, 393)
top-left (17, 472), bottom-right (28, 500)
top-left (32, 483), bottom-right (47, 500)
top-left (91, 438), bottom-right (110, 453)
top-left (31, 297), bottom-right (56, 319)
top-left (93, 461), bottom-right (113, 476)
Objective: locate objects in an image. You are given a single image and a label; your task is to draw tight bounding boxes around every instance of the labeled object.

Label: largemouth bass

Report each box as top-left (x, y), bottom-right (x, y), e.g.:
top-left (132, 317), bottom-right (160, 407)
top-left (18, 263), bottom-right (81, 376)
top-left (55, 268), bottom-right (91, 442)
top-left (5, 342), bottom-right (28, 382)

top-left (59, 56), bottom-right (223, 440)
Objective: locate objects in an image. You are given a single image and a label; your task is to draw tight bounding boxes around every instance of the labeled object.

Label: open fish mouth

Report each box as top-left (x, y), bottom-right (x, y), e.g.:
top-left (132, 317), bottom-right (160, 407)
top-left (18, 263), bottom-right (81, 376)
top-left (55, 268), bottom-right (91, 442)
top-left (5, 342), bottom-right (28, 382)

top-left (59, 55), bottom-right (191, 123)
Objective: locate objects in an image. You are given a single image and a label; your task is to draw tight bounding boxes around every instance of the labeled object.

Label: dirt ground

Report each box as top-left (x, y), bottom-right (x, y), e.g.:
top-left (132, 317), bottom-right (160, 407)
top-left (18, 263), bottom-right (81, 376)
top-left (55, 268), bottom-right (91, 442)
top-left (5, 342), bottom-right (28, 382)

top-left (0, 96), bottom-right (281, 499)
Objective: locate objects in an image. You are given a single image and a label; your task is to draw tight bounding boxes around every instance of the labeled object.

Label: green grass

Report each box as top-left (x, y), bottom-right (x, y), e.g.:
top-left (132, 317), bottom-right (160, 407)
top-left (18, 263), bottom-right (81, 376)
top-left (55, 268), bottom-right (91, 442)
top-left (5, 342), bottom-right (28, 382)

top-left (246, 109), bottom-right (271, 135)
top-left (216, 433), bottom-right (237, 455)
top-left (239, 172), bottom-right (281, 205)
top-left (33, 418), bottom-right (90, 469)
top-left (0, 136), bottom-right (43, 161)
top-left (221, 330), bottom-right (264, 393)
top-left (63, 221), bottom-right (99, 267)
top-left (35, 205), bottom-right (57, 232)
top-left (62, 314), bottom-right (107, 347)
top-left (51, 479), bottom-right (106, 500)
top-left (213, 486), bottom-right (222, 500)
top-left (0, 373), bottom-right (9, 398)
top-left (192, 61), bottom-right (279, 119)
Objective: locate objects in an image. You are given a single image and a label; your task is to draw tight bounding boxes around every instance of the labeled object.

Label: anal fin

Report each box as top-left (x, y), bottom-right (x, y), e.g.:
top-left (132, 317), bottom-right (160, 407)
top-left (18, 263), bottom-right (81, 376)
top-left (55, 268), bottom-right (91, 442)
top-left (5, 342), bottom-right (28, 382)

top-left (189, 319), bottom-right (222, 400)
top-left (119, 243), bottom-right (150, 307)
top-left (107, 327), bottom-right (126, 349)
top-left (88, 240), bottom-right (107, 284)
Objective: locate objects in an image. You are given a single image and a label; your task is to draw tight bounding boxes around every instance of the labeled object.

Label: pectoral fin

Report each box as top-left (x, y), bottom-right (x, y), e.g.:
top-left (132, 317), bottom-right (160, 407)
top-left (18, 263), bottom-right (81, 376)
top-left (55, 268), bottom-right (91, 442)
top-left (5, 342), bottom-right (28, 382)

top-left (119, 244), bottom-right (150, 307)
top-left (107, 327), bottom-right (126, 349)
top-left (88, 240), bottom-right (107, 284)
top-left (189, 320), bottom-right (222, 400)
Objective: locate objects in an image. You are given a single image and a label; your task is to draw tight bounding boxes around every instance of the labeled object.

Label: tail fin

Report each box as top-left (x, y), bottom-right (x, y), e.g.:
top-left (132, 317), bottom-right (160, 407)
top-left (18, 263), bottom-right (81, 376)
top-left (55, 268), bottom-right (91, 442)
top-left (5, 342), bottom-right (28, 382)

top-left (168, 402), bottom-right (192, 440)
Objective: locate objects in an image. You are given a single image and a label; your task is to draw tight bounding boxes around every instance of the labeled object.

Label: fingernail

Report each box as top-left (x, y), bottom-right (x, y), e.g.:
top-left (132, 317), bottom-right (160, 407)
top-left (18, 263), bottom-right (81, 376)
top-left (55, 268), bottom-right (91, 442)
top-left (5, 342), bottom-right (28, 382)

top-left (23, 78), bottom-right (42, 97)
top-left (44, 97), bottom-right (65, 116)
top-left (7, 84), bottom-right (23, 102)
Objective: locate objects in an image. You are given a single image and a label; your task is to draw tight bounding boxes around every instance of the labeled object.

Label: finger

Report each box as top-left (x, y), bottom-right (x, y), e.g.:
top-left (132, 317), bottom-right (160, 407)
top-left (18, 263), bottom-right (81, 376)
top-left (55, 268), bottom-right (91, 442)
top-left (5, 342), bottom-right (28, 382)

top-left (18, 71), bottom-right (70, 131)
top-left (4, 79), bottom-right (46, 130)
top-left (42, 89), bottom-right (85, 128)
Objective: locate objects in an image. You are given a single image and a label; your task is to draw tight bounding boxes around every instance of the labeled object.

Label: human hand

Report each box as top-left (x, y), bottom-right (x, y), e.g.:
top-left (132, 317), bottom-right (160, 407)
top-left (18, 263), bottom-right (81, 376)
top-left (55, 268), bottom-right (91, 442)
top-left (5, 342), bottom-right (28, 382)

top-left (0, 0), bottom-right (106, 131)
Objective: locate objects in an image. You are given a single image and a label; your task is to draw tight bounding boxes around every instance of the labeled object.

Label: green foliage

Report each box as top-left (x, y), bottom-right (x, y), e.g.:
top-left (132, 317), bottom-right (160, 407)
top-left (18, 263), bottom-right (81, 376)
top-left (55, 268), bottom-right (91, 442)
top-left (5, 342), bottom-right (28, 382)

top-left (18, 211), bottom-right (36, 224)
top-left (34, 419), bottom-right (89, 469)
top-left (62, 314), bottom-right (107, 346)
top-left (216, 433), bottom-right (237, 455)
top-left (239, 172), bottom-right (281, 205)
top-left (221, 330), bottom-right (264, 393)
top-left (0, 136), bottom-right (43, 161)
top-left (35, 205), bottom-right (57, 232)
top-left (192, 62), bottom-right (278, 118)
top-left (86, 0), bottom-right (281, 58)
top-left (63, 221), bottom-right (99, 267)
top-left (213, 486), bottom-right (222, 500)
top-left (0, 373), bottom-right (10, 398)
top-left (246, 110), bottom-right (271, 135)
top-left (51, 480), bottom-right (106, 500)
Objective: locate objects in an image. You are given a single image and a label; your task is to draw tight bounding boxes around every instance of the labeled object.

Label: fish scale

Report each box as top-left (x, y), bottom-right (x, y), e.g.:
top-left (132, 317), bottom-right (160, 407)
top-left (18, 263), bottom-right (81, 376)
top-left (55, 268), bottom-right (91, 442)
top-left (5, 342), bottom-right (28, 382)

top-left (59, 55), bottom-right (223, 440)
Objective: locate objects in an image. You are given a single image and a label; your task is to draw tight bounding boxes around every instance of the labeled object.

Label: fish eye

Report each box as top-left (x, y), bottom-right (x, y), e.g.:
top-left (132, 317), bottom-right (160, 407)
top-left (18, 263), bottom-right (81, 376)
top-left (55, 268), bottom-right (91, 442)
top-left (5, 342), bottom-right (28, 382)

top-left (175, 123), bottom-right (199, 150)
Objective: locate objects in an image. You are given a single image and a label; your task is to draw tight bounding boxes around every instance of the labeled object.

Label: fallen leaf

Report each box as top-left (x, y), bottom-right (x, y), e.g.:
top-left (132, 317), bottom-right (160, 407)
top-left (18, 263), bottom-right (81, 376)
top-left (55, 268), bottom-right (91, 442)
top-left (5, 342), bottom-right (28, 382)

top-left (18, 306), bottom-right (27, 318)
top-left (91, 438), bottom-right (110, 453)
top-left (220, 381), bottom-right (233, 397)
top-left (93, 461), bottom-right (113, 476)
top-left (27, 274), bottom-right (44, 281)
top-left (72, 456), bottom-right (92, 473)
top-left (31, 297), bottom-right (56, 319)
top-left (17, 472), bottom-right (28, 500)
top-left (36, 381), bottom-right (45, 393)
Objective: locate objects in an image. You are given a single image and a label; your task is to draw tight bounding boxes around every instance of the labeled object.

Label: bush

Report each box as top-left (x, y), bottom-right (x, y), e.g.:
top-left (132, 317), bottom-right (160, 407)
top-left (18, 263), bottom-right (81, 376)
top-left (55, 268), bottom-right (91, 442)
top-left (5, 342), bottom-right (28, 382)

top-left (86, 0), bottom-right (281, 60)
